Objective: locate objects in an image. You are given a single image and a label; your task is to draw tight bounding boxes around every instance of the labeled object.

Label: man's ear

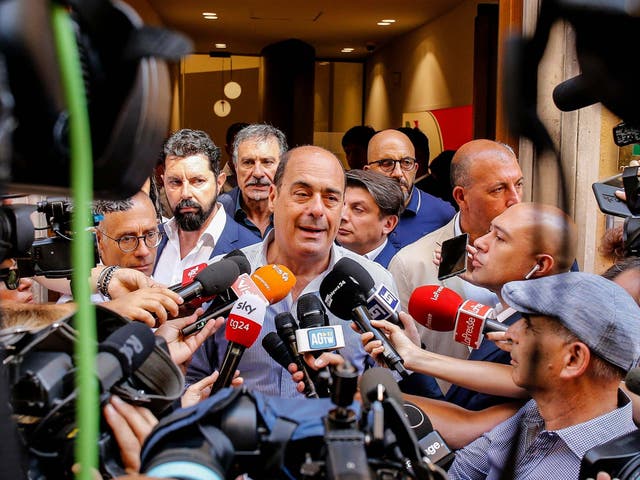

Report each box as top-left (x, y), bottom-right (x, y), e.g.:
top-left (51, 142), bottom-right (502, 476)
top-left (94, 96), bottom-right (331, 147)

top-left (268, 184), bottom-right (277, 213)
top-left (559, 341), bottom-right (591, 380)
top-left (381, 215), bottom-right (399, 235)
top-left (216, 172), bottom-right (227, 192)
top-left (533, 254), bottom-right (555, 277)
top-left (95, 230), bottom-right (105, 262)
top-left (452, 186), bottom-right (466, 209)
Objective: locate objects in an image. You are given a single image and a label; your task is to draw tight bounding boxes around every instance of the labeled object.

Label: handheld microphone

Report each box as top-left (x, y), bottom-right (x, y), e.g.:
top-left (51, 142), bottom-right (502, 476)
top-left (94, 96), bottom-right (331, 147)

top-left (402, 400), bottom-right (455, 469)
top-left (320, 258), bottom-right (408, 378)
top-left (274, 312), bottom-right (318, 398)
top-left (96, 321), bottom-right (156, 392)
top-left (296, 293), bottom-right (345, 354)
top-left (408, 285), bottom-right (507, 349)
top-left (211, 292), bottom-right (267, 395)
top-left (181, 264), bottom-right (296, 337)
top-left (172, 258), bottom-right (240, 303)
top-left (262, 331), bottom-right (296, 370)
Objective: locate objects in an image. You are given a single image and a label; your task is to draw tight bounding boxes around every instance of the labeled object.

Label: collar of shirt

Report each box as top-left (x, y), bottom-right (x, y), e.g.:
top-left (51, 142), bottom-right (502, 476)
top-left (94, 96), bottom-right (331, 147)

top-left (519, 391), bottom-right (634, 461)
top-left (233, 189), bottom-right (273, 238)
top-left (163, 203), bottom-right (227, 248)
top-left (452, 211), bottom-right (462, 236)
top-left (402, 187), bottom-right (420, 217)
top-left (365, 238), bottom-right (388, 262)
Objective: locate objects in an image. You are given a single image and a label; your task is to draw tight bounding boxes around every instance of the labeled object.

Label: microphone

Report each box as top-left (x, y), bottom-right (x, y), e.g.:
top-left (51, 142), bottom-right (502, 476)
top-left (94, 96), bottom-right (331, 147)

top-left (275, 312), bottom-right (318, 398)
top-left (409, 285), bottom-right (507, 349)
top-left (172, 258), bottom-right (240, 303)
top-left (320, 258), bottom-right (408, 378)
top-left (211, 292), bottom-right (267, 395)
top-left (181, 264), bottom-right (296, 337)
top-left (169, 250), bottom-right (249, 293)
top-left (96, 321), bottom-right (156, 392)
top-left (295, 293), bottom-right (345, 354)
top-left (326, 257), bottom-right (402, 326)
top-left (402, 400), bottom-right (455, 468)
top-left (552, 73), bottom-right (597, 112)
top-left (625, 367), bottom-right (640, 396)
top-left (223, 249), bottom-right (252, 276)
top-left (262, 331), bottom-right (296, 370)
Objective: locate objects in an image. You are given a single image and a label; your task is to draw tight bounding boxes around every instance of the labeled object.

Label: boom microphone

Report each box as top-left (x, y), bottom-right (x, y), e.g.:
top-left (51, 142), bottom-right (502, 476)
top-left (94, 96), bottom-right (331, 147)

top-left (320, 258), bottom-right (408, 378)
top-left (408, 285), bottom-right (507, 349)
top-left (96, 321), bottom-right (156, 392)
top-left (172, 258), bottom-right (240, 302)
top-left (552, 73), bottom-right (597, 112)
top-left (181, 264), bottom-right (296, 337)
top-left (211, 293), bottom-right (267, 395)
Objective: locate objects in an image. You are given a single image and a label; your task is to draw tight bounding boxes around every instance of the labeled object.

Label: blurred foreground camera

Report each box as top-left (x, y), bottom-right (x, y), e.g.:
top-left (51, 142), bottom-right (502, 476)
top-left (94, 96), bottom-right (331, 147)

top-left (580, 429), bottom-right (640, 480)
top-left (1, 308), bottom-right (184, 478)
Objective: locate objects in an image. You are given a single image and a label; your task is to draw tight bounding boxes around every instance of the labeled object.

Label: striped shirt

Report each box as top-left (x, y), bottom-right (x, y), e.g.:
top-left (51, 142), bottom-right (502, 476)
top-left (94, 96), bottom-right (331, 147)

top-left (448, 392), bottom-right (636, 480)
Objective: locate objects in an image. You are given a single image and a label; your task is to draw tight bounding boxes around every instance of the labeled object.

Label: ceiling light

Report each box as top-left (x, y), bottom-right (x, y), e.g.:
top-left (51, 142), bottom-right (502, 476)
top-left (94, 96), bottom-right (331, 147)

top-left (202, 12), bottom-right (216, 16)
top-left (382, 19), bottom-right (396, 23)
top-left (341, 48), bottom-right (355, 53)
top-left (204, 15), bottom-right (218, 20)
top-left (377, 22), bottom-right (391, 26)
top-left (215, 43), bottom-right (227, 49)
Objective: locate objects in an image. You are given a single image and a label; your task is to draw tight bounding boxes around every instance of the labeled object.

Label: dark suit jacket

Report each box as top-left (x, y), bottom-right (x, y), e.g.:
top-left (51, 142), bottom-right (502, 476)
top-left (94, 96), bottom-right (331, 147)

top-left (373, 240), bottom-right (400, 268)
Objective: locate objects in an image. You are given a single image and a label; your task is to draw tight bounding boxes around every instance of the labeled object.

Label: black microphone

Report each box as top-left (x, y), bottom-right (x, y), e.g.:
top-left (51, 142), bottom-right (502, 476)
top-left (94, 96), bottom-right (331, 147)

top-left (402, 401), bottom-right (455, 469)
top-left (172, 258), bottom-right (240, 302)
top-left (96, 321), bottom-right (156, 391)
top-left (320, 258), bottom-right (408, 378)
top-left (552, 73), bottom-right (597, 112)
top-left (223, 249), bottom-right (251, 275)
top-left (274, 312), bottom-right (318, 398)
top-left (262, 332), bottom-right (296, 370)
top-left (297, 293), bottom-right (329, 330)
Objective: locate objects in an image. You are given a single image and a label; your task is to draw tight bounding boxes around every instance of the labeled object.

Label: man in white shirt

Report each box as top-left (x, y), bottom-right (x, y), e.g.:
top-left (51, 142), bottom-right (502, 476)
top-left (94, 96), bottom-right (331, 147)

top-left (153, 129), bottom-right (257, 286)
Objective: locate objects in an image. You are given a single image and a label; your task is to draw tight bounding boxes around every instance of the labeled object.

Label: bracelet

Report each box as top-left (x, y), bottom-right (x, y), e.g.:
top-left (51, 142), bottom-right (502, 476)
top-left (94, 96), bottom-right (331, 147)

top-left (97, 265), bottom-right (120, 299)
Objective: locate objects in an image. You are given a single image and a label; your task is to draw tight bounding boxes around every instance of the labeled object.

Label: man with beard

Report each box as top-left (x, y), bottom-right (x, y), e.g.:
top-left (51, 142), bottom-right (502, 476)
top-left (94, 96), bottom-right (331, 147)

top-left (364, 129), bottom-right (455, 250)
top-left (153, 129), bottom-right (258, 285)
top-left (218, 124), bottom-right (287, 239)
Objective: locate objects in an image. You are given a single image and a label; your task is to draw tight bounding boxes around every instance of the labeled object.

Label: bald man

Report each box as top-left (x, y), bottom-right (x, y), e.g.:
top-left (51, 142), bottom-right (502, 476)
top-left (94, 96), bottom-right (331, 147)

top-left (365, 129), bottom-right (455, 250)
top-left (390, 140), bottom-right (523, 382)
top-left (369, 202), bottom-right (578, 411)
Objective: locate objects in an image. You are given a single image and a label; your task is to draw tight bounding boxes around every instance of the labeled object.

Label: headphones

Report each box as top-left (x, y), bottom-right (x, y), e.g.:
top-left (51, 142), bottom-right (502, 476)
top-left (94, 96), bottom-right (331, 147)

top-left (524, 264), bottom-right (541, 280)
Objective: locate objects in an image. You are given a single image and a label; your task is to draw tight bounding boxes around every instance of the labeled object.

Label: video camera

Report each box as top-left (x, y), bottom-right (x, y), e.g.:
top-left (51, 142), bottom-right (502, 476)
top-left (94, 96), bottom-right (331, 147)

top-left (140, 365), bottom-right (448, 480)
top-left (0, 307), bottom-right (184, 479)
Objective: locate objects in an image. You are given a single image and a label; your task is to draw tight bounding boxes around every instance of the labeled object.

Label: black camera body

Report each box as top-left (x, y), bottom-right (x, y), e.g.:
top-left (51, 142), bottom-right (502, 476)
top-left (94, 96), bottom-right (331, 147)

top-left (580, 429), bottom-right (640, 480)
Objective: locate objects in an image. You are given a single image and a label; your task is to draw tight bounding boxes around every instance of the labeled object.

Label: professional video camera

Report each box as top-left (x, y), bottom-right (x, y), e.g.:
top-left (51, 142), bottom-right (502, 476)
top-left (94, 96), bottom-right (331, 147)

top-left (0, 307), bottom-right (184, 479)
top-left (140, 365), bottom-right (448, 480)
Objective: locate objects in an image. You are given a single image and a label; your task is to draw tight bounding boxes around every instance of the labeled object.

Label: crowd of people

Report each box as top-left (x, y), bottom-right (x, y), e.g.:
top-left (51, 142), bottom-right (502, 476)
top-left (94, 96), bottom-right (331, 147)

top-left (1, 122), bottom-right (638, 480)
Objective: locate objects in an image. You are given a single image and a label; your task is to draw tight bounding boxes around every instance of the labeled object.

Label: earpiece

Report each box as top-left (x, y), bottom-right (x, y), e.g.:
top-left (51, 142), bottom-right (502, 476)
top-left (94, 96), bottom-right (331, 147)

top-left (524, 264), bottom-right (541, 280)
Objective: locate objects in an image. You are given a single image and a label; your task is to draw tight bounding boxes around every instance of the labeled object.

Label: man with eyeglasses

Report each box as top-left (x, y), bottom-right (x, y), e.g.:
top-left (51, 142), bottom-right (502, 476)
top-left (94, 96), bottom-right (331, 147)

top-left (365, 129), bottom-right (455, 251)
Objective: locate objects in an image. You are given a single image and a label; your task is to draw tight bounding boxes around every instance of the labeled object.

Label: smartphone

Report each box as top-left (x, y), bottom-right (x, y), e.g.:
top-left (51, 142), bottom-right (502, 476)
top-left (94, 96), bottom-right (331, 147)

top-left (438, 233), bottom-right (469, 281)
top-left (592, 173), bottom-right (632, 218)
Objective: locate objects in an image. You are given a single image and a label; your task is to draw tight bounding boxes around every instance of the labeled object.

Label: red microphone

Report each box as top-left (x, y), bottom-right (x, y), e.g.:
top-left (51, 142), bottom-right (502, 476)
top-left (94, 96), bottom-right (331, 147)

top-left (211, 292), bottom-right (267, 394)
top-left (408, 285), bottom-right (507, 349)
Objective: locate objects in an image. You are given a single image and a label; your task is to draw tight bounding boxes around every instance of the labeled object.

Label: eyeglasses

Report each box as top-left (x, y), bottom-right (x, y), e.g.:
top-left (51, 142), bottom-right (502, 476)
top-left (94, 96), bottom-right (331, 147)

top-left (0, 268), bottom-right (19, 290)
top-left (368, 157), bottom-right (417, 173)
top-left (97, 229), bottom-right (163, 253)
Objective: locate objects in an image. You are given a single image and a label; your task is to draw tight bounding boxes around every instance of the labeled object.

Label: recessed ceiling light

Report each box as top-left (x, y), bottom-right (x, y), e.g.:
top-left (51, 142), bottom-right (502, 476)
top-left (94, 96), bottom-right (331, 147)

top-left (341, 48), bottom-right (355, 53)
top-left (377, 22), bottom-right (391, 26)
top-left (382, 19), bottom-right (396, 23)
top-left (202, 12), bottom-right (216, 16)
top-left (215, 43), bottom-right (227, 48)
top-left (204, 15), bottom-right (218, 20)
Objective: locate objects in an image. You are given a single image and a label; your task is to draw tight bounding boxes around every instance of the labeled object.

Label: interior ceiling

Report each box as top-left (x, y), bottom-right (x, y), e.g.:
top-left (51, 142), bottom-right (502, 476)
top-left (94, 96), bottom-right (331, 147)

top-left (147, 0), bottom-right (467, 59)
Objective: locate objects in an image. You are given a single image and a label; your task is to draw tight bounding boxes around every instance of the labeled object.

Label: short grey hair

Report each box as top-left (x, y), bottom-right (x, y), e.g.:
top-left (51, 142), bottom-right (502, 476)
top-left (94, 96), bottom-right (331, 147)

top-left (93, 198), bottom-right (134, 217)
top-left (232, 124), bottom-right (288, 166)
top-left (345, 169), bottom-right (404, 218)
